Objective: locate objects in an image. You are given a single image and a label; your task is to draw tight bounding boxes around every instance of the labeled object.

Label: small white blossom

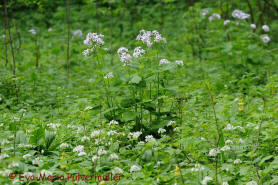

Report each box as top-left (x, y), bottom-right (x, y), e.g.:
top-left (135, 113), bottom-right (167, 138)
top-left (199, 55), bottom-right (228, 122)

top-left (262, 35), bottom-right (270, 43)
top-left (48, 28), bottom-right (52, 32)
top-left (109, 120), bottom-right (119, 126)
top-left (104, 72), bottom-right (114, 79)
top-left (191, 163), bottom-right (205, 172)
top-left (224, 124), bottom-right (234, 130)
top-left (158, 128), bottom-right (166, 134)
top-left (23, 154), bottom-right (31, 159)
top-left (128, 131), bottom-right (142, 139)
top-left (246, 181), bottom-right (257, 185)
top-left (201, 176), bottom-right (213, 185)
top-left (1, 34), bottom-right (6, 38)
top-left (133, 46), bottom-right (145, 58)
top-left (232, 10), bottom-right (250, 20)
top-left (136, 30), bottom-right (166, 47)
top-left (109, 153), bottom-right (119, 160)
top-left (234, 159), bottom-right (241, 164)
top-left (0, 153), bottom-right (9, 160)
top-left (91, 155), bottom-right (99, 162)
top-left (84, 106), bottom-right (93, 111)
top-left (209, 13), bottom-right (221, 22)
top-left (46, 123), bottom-right (61, 129)
top-left (73, 29), bottom-right (82, 37)
top-left (224, 20), bottom-right (230, 25)
top-left (250, 24), bottom-right (256, 29)
top-left (159, 59), bottom-right (170, 65)
top-left (175, 60), bottom-right (184, 66)
top-left (73, 145), bottom-right (84, 153)
top-left (262, 25), bottom-right (269, 32)
top-left (32, 157), bottom-right (42, 165)
top-left (167, 120), bottom-right (175, 127)
top-left (112, 167), bottom-right (123, 174)
top-left (78, 151), bottom-right (87, 156)
top-left (91, 130), bottom-right (102, 138)
top-left (83, 32), bottom-right (104, 55)
top-left (29, 29), bottom-right (36, 35)
top-left (130, 165), bottom-right (141, 173)
top-left (60, 143), bottom-right (70, 149)
top-left (81, 136), bottom-right (90, 142)
top-left (223, 182), bottom-right (229, 185)
top-left (220, 145), bottom-right (231, 151)
top-left (201, 9), bottom-right (209, 16)
top-left (209, 148), bottom-right (219, 157)
top-left (145, 135), bottom-right (155, 143)
top-left (97, 148), bottom-right (107, 156)
top-left (225, 140), bottom-right (233, 145)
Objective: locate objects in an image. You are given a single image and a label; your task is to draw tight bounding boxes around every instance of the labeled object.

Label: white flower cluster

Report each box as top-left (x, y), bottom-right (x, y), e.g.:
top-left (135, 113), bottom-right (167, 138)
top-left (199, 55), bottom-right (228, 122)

top-left (232, 10), bottom-right (250, 20)
top-left (262, 25), bottom-right (269, 32)
top-left (209, 13), bottom-right (221, 22)
top-left (109, 153), bottom-right (119, 160)
top-left (60, 143), bottom-right (70, 149)
top-left (83, 32), bottom-right (104, 56)
top-left (81, 136), bottom-right (90, 142)
top-left (201, 9), bottom-right (210, 16)
top-left (246, 181), bottom-right (257, 185)
top-left (46, 123), bottom-right (61, 129)
top-left (133, 46), bottom-right (145, 58)
top-left (145, 135), bottom-right (155, 143)
top-left (73, 145), bottom-right (86, 156)
top-left (117, 47), bottom-right (132, 66)
top-left (201, 176), bottom-right (213, 185)
top-left (224, 124), bottom-right (243, 131)
top-left (250, 24), bottom-right (256, 29)
top-left (91, 130), bottom-right (102, 138)
top-left (159, 59), bottom-right (170, 65)
top-left (29, 29), bottom-right (36, 35)
top-left (262, 35), bottom-right (270, 43)
top-left (23, 154), bottom-right (31, 159)
top-left (109, 120), bottom-right (119, 126)
top-left (104, 72), bottom-right (114, 79)
top-left (220, 145), bottom-right (231, 151)
top-left (32, 157), bottom-right (42, 165)
top-left (128, 131), bottom-right (142, 139)
top-left (97, 148), bottom-right (107, 156)
top-left (136, 30), bottom-right (166, 47)
top-left (224, 20), bottom-right (230, 25)
top-left (191, 163), bottom-right (205, 172)
top-left (167, 120), bottom-right (175, 127)
top-left (175, 60), bottom-right (184, 66)
top-left (112, 167), bottom-right (123, 174)
top-left (209, 148), bottom-right (219, 157)
top-left (234, 159), bottom-right (241, 164)
top-left (130, 165), bottom-right (141, 173)
top-left (158, 128), bottom-right (166, 134)
top-left (0, 153), bottom-right (9, 160)
top-left (73, 29), bottom-right (82, 38)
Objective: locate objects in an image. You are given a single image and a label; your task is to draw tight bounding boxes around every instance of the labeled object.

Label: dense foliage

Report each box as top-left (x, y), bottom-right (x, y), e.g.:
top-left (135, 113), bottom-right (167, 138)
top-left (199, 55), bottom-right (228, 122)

top-left (0, 0), bottom-right (278, 185)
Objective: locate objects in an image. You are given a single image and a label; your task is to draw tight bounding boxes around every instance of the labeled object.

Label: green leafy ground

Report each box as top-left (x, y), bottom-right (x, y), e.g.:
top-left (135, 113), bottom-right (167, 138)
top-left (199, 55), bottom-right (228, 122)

top-left (0, 1), bottom-right (278, 185)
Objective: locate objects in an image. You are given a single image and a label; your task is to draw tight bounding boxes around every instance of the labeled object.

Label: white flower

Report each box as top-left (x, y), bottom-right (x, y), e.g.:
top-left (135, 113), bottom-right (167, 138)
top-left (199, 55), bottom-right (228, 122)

top-left (234, 159), bottom-right (241, 164)
top-left (23, 154), bottom-right (31, 159)
top-left (225, 140), bottom-right (233, 145)
top-left (250, 24), bottom-right (256, 29)
top-left (109, 153), bottom-right (119, 160)
top-left (224, 20), bottom-right (230, 25)
top-left (224, 124), bottom-right (234, 130)
top-left (201, 9), bottom-right (209, 16)
top-left (209, 148), bottom-right (219, 157)
top-left (159, 59), bottom-right (170, 65)
top-left (107, 130), bottom-right (117, 136)
top-left (112, 167), bottom-right (123, 174)
top-left (0, 153), bottom-right (9, 160)
top-left (209, 13), bottom-right (221, 22)
top-left (109, 120), bottom-right (119, 126)
top-left (104, 72), bottom-right (114, 79)
top-left (232, 10), bottom-right (250, 20)
top-left (91, 155), bottom-right (99, 162)
top-left (262, 25), bottom-right (269, 32)
top-left (201, 176), bottom-right (213, 185)
top-left (32, 157), bottom-right (42, 165)
top-left (83, 32), bottom-right (104, 55)
top-left (29, 29), bottom-right (36, 35)
top-left (97, 148), bottom-right (107, 156)
top-left (81, 136), bottom-right (90, 142)
top-left (220, 145), bottom-right (231, 151)
top-left (117, 47), bottom-right (129, 55)
top-left (133, 46), bottom-right (145, 58)
top-left (48, 28), bottom-right (52, 32)
top-left (145, 135), bottom-right (155, 143)
top-left (78, 151), bottom-right (87, 156)
top-left (175, 60), bottom-right (184, 66)
top-left (246, 181), bottom-right (257, 185)
top-left (60, 143), bottom-right (70, 149)
top-left (130, 165), bottom-right (141, 173)
top-left (73, 145), bottom-right (84, 153)
top-left (82, 49), bottom-right (91, 56)
top-left (91, 130), bottom-right (102, 137)
top-left (191, 163), bottom-right (205, 172)
top-left (46, 123), bottom-right (61, 129)
top-left (1, 34), bottom-right (6, 38)
top-left (73, 29), bottom-right (82, 37)
top-left (158, 128), bottom-right (166, 134)
top-left (262, 35), bottom-right (270, 43)
top-left (223, 182), bottom-right (229, 185)
top-left (167, 120), bottom-right (175, 127)
top-left (136, 30), bottom-right (166, 47)
top-left (128, 131), bottom-right (142, 139)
